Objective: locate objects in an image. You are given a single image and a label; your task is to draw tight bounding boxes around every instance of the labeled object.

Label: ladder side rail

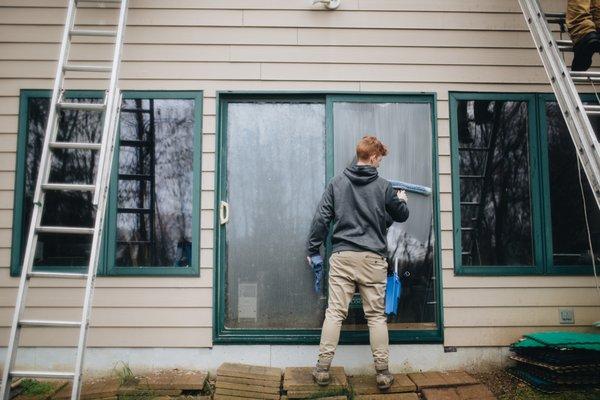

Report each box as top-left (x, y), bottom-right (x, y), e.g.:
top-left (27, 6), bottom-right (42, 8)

top-left (72, 1), bottom-right (129, 397)
top-left (93, 0), bottom-right (129, 205)
top-left (520, 0), bottom-right (600, 211)
top-left (0, 2), bottom-right (78, 398)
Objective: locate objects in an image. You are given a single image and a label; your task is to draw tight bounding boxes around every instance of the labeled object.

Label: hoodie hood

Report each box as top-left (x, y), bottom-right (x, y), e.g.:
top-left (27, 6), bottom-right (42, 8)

top-left (343, 164), bottom-right (379, 186)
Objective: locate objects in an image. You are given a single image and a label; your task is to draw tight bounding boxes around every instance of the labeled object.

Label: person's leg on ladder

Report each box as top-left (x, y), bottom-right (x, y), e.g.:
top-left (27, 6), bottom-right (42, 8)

top-left (314, 251), bottom-right (356, 386)
top-left (567, 0), bottom-right (600, 71)
top-left (356, 252), bottom-right (393, 390)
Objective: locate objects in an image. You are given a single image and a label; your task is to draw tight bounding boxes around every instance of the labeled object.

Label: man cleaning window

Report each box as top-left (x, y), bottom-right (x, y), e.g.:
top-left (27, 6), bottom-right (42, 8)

top-left (306, 136), bottom-right (409, 390)
top-left (567, 0), bottom-right (600, 71)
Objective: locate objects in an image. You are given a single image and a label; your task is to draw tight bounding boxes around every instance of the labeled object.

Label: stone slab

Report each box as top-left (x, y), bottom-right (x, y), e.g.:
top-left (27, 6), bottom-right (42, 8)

top-left (217, 375), bottom-right (281, 389)
top-left (215, 387), bottom-right (280, 400)
top-left (280, 396), bottom-right (348, 400)
top-left (422, 385), bottom-right (495, 400)
top-left (215, 395), bottom-right (279, 400)
top-left (215, 381), bottom-right (281, 394)
top-left (283, 367), bottom-right (347, 390)
top-left (421, 388), bottom-right (460, 400)
top-left (281, 397), bottom-right (348, 400)
top-left (53, 378), bottom-right (120, 400)
top-left (437, 372), bottom-right (478, 387)
top-left (349, 374), bottom-right (416, 395)
top-left (354, 394), bottom-right (419, 400)
top-left (407, 372), bottom-right (455, 390)
top-left (137, 370), bottom-right (208, 391)
top-left (285, 390), bottom-right (349, 399)
top-left (117, 387), bottom-right (182, 396)
top-left (217, 363), bottom-right (282, 382)
top-left (455, 384), bottom-right (496, 399)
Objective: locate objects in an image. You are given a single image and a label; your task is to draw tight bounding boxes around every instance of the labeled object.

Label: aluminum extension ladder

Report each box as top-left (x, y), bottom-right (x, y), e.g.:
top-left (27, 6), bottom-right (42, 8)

top-left (518, 0), bottom-right (600, 212)
top-left (0, 0), bottom-right (128, 399)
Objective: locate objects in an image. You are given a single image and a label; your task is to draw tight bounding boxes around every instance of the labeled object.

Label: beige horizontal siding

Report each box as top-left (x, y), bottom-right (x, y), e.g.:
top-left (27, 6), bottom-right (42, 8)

top-left (0, 307), bottom-right (212, 327)
top-left (0, 327), bottom-right (213, 347)
top-left (444, 307), bottom-right (600, 327)
top-left (0, 0), bottom-right (566, 13)
top-left (445, 326), bottom-right (597, 347)
top-left (0, 0), bottom-right (597, 350)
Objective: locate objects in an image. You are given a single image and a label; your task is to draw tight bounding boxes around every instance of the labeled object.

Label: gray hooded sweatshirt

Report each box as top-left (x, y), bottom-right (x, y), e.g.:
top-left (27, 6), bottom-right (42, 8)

top-left (307, 164), bottom-right (409, 257)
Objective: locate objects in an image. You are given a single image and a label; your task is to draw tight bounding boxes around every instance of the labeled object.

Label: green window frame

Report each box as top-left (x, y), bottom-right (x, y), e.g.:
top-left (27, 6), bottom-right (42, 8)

top-left (10, 89), bottom-right (203, 277)
top-left (214, 91), bottom-right (443, 344)
top-left (450, 92), bottom-right (598, 276)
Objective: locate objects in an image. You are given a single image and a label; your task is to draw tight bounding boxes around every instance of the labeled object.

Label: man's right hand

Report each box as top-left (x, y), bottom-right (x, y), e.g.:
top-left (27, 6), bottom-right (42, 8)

top-left (307, 254), bottom-right (324, 294)
top-left (397, 189), bottom-right (408, 203)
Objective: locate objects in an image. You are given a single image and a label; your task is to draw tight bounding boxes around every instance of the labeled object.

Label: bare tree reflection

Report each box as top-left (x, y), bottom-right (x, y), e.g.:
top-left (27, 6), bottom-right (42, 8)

top-left (115, 99), bottom-right (194, 267)
top-left (24, 97), bottom-right (102, 267)
top-left (546, 102), bottom-right (600, 265)
top-left (457, 100), bottom-right (533, 266)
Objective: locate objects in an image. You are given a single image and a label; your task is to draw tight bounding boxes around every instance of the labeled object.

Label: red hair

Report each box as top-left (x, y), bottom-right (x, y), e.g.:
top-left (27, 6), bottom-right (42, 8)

top-left (356, 135), bottom-right (388, 161)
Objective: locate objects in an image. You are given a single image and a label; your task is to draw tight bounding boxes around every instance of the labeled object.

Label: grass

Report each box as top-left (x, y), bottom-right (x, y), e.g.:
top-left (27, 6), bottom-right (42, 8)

top-left (19, 379), bottom-right (55, 396)
top-left (113, 361), bottom-right (138, 386)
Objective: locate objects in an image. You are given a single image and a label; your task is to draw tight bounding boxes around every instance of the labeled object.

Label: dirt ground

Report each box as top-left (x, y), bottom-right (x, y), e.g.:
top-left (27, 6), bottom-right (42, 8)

top-left (473, 369), bottom-right (600, 400)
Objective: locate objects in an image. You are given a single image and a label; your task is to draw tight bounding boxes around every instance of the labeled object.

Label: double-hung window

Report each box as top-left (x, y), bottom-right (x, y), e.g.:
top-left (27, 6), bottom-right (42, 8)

top-left (11, 90), bottom-right (202, 276)
top-left (450, 92), bottom-right (600, 275)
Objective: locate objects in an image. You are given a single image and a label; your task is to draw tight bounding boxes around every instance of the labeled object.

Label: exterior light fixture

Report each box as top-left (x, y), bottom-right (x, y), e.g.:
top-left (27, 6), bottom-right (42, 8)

top-left (312, 0), bottom-right (340, 10)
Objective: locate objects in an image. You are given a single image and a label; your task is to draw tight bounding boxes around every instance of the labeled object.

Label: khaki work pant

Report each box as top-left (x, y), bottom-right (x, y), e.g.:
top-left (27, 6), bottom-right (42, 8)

top-left (318, 250), bottom-right (389, 368)
top-left (567, 0), bottom-right (600, 44)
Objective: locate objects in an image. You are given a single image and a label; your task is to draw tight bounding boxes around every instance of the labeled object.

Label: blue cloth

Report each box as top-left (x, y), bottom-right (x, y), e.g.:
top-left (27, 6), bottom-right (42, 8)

top-left (385, 272), bottom-right (401, 316)
top-left (308, 254), bottom-right (324, 294)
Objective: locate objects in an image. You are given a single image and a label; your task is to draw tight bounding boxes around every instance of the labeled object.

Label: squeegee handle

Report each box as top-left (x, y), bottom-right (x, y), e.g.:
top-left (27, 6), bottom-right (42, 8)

top-left (388, 180), bottom-right (432, 196)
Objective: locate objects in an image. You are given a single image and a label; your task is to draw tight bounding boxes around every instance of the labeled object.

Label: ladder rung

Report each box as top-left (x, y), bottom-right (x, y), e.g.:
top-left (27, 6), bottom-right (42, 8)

top-left (458, 147), bottom-right (490, 151)
top-left (10, 371), bottom-right (75, 380)
top-left (57, 102), bottom-right (106, 111)
top-left (571, 71), bottom-right (600, 78)
top-left (42, 183), bottom-right (95, 192)
top-left (70, 28), bottom-right (117, 37)
top-left (556, 39), bottom-right (573, 51)
top-left (571, 71), bottom-right (600, 82)
top-left (64, 64), bottom-right (111, 73)
top-left (585, 110), bottom-right (600, 116)
top-left (28, 271), bottom-right (88, 279)
top-left (121, 108), bottom-right (152, 113)
top-left (556, 39), bottom-right (572, 46)
top-left (36, 226), bottom-right (95, 235)
top-left (49, 141), bottom-right (102, 151)
top-left (545, 13), bottom-right (566, 24)
top-left (77, 0), bottom-right (122, 2)
top-left (117, 207), bottom-right (152, 214)
top-left (120, 140), bottom-right (152, 147)
top-left (19, 320), bottom-right (81, 328)
top-left (118, 174), bottom-right (152, 181)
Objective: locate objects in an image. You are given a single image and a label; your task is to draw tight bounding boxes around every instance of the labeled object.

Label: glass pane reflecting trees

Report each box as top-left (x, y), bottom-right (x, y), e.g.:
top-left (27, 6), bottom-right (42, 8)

top-left (546, 102), bottom-right (600, 266)
top-left (116, 99), bottom-right (195, 267)
top-left (456, 100), bottom-right (534, 267)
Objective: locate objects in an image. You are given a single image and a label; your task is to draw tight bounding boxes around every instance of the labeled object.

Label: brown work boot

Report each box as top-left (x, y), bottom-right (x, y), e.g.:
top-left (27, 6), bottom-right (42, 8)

top-left (312, 360), bottom-right (331, 386)
top-left (375, 365), bottom-right (394, 390)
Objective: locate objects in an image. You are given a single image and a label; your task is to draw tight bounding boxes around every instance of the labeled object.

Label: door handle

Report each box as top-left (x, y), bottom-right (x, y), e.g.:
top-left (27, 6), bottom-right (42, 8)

top-left (220, 201), bottom-right (230, 225)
